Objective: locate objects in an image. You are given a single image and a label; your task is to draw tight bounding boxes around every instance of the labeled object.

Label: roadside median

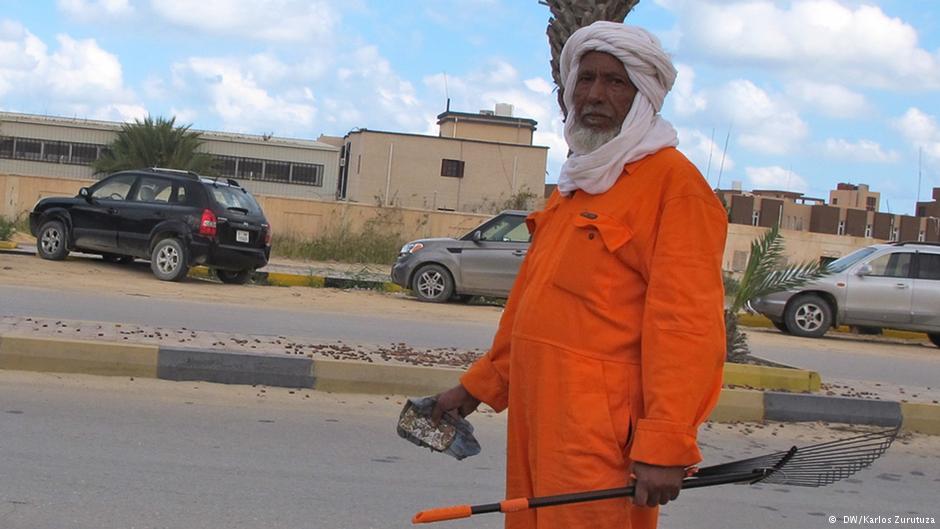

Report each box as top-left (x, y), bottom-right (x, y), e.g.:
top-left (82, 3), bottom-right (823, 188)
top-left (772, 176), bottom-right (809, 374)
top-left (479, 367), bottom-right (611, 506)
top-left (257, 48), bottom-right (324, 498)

top-left (1, 333), bottom-right (937, 435)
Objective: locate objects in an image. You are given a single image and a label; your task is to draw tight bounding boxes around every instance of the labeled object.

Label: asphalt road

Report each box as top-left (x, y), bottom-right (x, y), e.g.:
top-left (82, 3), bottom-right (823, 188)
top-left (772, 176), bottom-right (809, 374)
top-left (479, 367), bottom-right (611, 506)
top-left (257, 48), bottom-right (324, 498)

top-left (1, 371), bottom-right (937, 529)
top-left (0, 284), bottom-right (496, 350)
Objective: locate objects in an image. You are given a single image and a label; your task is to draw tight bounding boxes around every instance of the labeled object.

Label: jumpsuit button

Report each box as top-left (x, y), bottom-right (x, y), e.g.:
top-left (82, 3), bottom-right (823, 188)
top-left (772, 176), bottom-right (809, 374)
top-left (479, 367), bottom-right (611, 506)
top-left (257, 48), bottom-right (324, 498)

top-left (580, 211), bottom-right (598, 219)
top-left (588, 232), bottom-right (596, 240)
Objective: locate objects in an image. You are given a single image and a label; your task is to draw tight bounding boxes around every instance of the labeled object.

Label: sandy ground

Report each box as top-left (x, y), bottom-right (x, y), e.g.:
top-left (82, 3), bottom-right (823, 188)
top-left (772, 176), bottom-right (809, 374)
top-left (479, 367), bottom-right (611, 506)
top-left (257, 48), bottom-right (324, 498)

top-left (0, 251), bottom-right (503, 325)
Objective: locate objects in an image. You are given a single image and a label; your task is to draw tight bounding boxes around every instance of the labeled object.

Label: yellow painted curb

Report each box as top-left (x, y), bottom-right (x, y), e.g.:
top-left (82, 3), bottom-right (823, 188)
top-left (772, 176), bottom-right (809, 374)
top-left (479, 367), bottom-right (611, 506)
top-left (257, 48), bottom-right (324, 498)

top-left (708, 388), bottom-right (764, 423)
top-left (0, 335), bottom-right (158, 378)
top-left (312, 359), bottom-right (461, 395)
top-left (724, 362), bottom-right (821, 392)
top-left (0, 241), bottom-right (17, 250)
top-left (900, 402), bottom-right (940, 435)
top-left (737, 313), bottom-right (773, 328)
top-left (266, 272), bottom-right (325, 287)
top-left (189, 266), bottom-right (212, 279)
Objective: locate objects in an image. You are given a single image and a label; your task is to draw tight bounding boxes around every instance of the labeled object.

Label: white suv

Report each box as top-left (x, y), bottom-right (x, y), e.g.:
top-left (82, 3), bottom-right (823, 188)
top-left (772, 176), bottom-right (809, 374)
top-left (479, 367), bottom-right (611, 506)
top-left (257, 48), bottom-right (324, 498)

top-left (751, 242), bottom-right (940, 346)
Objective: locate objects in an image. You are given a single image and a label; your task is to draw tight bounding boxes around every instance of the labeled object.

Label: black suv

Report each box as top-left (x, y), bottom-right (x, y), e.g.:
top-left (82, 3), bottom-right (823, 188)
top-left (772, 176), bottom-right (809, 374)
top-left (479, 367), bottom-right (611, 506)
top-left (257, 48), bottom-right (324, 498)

top-left (29, 168), bottom-right (272, 283)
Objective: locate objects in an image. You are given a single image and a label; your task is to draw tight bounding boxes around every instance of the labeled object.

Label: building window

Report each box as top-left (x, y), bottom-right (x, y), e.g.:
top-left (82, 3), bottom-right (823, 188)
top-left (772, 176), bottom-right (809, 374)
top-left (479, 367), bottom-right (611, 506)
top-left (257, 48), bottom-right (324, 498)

top-left (14, 139), bottom-right (42, 160)
top-left (732, 250), bottom-right (748, 272)
top-left (890, 227), bottom-right (899, 241)
top-left (919, 230), bottom-right (926, 242)
top-left (837, 220), bottom-right (845, 235)
top-left (918, 206), bottom-right (927, 217)
top-left (71, 143), bottom-right (100, 164)
top-left (263, 161), bottom-right (290, 183)
top-left (866, 196), bottom-right (876, 211)
top-left (865, 224), bottom-right (872, 238)
top-left (291, 163), bottom-right (323, 186)
top-left (751, 210), bottom-right (760, 226)
top-left (0, 137), bottom-right (14, 158)
top-left (832, 198), bottom-right (838, 205)
top-left (237, 159), bottom-right (264, 180)
top-left (43, 141), bottom-right (70, 163)
top-left (214, 155), bottom-right (238, 178)
top-left (441, 159), bottom-right (465, 178)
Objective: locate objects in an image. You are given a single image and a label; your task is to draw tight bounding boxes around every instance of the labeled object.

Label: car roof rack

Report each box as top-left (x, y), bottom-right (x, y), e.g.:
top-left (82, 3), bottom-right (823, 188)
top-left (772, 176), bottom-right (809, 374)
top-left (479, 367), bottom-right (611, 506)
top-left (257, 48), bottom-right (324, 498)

top-left (148, 167), bottom-right (200, 179)
top-left (892, 240), bottom-right (940, 247)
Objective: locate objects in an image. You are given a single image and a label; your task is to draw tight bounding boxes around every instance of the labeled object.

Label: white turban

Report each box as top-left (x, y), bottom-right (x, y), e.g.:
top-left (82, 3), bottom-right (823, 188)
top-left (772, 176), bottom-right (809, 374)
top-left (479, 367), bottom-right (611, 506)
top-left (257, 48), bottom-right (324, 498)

top-left (557, 21), bottom-right (679, 196)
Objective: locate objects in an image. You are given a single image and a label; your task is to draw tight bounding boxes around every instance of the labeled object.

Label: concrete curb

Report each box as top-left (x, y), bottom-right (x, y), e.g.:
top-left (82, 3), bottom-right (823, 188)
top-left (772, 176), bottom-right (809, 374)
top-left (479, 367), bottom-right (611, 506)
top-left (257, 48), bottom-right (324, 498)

top-left (723, 363), bottom-right (821, 392)
top-left (0, 334), bottom-right (937, 434)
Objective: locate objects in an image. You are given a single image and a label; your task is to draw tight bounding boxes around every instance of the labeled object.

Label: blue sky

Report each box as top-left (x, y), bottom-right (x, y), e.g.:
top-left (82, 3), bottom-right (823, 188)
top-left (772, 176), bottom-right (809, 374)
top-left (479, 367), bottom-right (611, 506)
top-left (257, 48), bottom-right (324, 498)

top-left (1, 0), bottom-right (939, 215)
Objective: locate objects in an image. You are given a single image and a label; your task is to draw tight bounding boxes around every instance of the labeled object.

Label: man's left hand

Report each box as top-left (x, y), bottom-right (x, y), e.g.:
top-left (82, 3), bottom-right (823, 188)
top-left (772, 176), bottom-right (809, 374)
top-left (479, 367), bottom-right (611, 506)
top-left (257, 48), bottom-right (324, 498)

top-left (631, 461), bottom-right (685, 507)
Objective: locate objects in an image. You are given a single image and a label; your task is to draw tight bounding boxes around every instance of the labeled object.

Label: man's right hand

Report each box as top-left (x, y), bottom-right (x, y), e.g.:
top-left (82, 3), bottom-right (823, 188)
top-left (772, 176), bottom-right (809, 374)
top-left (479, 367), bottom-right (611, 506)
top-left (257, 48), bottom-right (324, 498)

top-left (431, 384), bottom-right (480, 424)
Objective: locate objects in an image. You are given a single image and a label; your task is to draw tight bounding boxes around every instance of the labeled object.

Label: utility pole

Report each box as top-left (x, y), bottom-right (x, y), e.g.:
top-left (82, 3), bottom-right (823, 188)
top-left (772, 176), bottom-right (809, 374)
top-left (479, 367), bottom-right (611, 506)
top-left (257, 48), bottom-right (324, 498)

top-left (715, 125), bottom-right (732, 190)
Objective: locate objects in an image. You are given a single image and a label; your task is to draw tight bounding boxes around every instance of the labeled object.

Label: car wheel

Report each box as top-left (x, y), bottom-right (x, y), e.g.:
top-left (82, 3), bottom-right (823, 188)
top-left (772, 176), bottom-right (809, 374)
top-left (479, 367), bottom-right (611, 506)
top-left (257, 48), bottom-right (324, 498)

top-left (216, 269), bottom-right (253, 285)
top-left (412, 264), bottom-right (454, 303)
top-left (150, 238), bottom-right (189, 282)
top-left (929, 333), bottom-right (940, 348)
top-left (37, 220), bottom-right (69, 261)
top-left (784, 294), bottom-right (832, 338)
top-left (771, 320), bottom-right (790, 333)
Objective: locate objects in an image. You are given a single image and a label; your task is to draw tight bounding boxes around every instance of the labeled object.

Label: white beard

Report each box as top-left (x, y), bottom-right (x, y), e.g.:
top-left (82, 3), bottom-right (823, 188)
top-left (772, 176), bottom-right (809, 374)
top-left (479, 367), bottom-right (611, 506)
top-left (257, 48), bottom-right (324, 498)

top-left (567, 120), bottom-right (621, 154)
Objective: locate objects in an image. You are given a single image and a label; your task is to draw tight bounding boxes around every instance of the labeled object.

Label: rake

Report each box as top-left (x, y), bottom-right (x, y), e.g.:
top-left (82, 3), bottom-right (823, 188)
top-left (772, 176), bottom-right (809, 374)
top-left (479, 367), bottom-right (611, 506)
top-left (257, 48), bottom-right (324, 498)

top-left (412, 426), bottom-right (899, 524)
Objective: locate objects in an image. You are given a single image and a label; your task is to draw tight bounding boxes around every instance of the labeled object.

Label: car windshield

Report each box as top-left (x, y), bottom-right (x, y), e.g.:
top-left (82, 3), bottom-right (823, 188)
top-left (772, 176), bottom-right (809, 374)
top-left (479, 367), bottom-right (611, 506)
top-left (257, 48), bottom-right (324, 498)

top-left (210, 186), bottom-right (262, 215)
top-left (827, 246), bottom-right (879, 272)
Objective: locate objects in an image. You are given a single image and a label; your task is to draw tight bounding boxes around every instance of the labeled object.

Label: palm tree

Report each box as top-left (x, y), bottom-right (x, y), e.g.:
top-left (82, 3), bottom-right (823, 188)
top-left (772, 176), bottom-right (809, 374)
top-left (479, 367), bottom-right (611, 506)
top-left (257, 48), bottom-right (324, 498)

top-left (540, 0), bottom-right (639, 118)
top-left (92, 116), bottom-right (216, 175)
top-left (724, 225), bottom-right (830, 362)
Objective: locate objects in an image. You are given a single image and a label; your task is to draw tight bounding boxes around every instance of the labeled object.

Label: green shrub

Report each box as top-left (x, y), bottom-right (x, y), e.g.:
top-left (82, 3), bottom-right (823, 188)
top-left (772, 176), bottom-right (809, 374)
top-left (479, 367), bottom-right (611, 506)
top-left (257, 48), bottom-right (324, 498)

top-left (0, 215), bottom-right (16, 241)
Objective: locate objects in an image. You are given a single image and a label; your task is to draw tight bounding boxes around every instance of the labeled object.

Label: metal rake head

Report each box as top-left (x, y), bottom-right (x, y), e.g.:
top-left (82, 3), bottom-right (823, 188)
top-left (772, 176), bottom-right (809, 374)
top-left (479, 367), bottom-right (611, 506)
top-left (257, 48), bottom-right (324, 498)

top-left (695, 426), bottom-right (900, 487)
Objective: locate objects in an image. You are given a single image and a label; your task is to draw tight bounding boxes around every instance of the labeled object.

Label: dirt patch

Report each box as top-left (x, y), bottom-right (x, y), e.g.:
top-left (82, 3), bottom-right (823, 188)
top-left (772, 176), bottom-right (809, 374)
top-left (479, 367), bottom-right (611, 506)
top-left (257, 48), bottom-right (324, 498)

top-left (0, 252), bottom-right (503, 325)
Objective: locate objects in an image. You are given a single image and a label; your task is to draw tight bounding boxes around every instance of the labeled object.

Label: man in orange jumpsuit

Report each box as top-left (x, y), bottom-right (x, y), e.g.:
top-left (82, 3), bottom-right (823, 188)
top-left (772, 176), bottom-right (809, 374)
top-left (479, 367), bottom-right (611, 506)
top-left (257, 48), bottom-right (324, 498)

top-left (433, 21), bottom-right (727, 529)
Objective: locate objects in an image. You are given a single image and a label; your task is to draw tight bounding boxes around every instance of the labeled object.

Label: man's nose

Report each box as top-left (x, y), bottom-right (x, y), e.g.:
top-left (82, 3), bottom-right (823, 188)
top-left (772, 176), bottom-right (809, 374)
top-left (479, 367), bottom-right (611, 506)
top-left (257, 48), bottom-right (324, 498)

top-left (585, 79), bottom-right (606, 103)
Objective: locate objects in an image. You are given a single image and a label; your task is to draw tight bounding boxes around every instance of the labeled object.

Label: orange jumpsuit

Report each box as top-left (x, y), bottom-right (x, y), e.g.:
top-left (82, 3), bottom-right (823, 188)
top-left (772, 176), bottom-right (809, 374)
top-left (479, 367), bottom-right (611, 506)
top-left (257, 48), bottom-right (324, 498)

top-left (460, 147), bottom-right (727, 529)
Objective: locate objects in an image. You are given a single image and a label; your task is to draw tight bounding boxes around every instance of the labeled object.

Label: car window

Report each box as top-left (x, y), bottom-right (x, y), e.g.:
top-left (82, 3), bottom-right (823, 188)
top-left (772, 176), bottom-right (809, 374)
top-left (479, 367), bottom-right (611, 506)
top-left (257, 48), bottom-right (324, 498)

top-left (209, 185), bottom-right (262, 214)
top-left (827, 246), bottom-right (878, 272)
top-left (478, 215), bottom-right (530, 243)
top-left (866, 252), bottom-right (913, 278)
top-left (132, 176), bottom-right (173, 203)
top-left (917, 253), bottom-right (940, 280)
top-left (91, 174), bottom-right (135, 201)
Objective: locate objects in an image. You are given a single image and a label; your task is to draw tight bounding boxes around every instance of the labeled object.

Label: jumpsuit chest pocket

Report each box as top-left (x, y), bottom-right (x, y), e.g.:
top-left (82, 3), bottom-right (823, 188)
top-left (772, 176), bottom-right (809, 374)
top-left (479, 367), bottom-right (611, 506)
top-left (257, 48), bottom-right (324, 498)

top-left (551, 211), bottom-right (633, 308)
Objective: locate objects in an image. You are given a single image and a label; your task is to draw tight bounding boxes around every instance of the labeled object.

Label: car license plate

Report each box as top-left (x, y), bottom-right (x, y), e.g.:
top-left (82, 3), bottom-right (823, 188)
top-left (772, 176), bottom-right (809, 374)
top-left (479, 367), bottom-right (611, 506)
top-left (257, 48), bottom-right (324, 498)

top-left (236, 230), bottom-right (249, 243)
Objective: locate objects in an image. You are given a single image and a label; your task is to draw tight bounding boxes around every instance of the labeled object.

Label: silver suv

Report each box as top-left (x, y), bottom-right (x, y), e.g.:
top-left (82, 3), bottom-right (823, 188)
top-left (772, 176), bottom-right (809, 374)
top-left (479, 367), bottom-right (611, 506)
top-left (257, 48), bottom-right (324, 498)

top-left (751, 242), bottom-right (940, 346)
top-left (390, 210), bottom-right (530, 302)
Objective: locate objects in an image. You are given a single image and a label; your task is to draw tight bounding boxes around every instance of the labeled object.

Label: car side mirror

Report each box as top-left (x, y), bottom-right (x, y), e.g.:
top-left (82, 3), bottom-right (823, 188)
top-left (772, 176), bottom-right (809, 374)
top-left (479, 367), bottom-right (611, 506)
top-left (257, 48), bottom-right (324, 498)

top-left (471, 230), bottom-right (482, 243)
top-left (855, 264), bottom-right (872, 277)
top-left (79, 187), bottom-right (92, 202)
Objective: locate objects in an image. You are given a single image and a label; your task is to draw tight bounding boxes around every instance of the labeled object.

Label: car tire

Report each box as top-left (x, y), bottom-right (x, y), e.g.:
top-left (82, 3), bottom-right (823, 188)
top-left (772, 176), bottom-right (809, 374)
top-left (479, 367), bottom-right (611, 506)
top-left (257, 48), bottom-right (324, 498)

top-left (784, 294), bottom-right (832, 338)
top-left (771, 320), bottom-right (790, 333)
top-left (216, 269), bottom-right (253, 285)
top-left (37, 220), bottom-right (69, 261)
top-left (150, 238), bottom-right (189, 282)
top-left (929, 333), bottom-right (940, 348)
top-left (412, 264), bottom-right (454, 303)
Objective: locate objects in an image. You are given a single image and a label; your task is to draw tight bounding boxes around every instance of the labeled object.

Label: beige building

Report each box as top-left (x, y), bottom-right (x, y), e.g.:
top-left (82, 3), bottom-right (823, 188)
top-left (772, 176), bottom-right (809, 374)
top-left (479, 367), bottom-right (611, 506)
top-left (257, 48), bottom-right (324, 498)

top-left (829, 182), bottom-right (880, 211)
top-left (336, 106), bottom-right (548, 212)
top-left (0, 111), bottom-right (340, 201)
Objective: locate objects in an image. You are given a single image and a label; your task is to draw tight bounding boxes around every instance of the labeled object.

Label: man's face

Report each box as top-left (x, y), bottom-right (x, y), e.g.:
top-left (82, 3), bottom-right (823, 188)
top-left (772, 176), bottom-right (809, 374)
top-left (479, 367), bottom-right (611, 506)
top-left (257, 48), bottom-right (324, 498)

top-left (569, 51), bottom-right (638, 152)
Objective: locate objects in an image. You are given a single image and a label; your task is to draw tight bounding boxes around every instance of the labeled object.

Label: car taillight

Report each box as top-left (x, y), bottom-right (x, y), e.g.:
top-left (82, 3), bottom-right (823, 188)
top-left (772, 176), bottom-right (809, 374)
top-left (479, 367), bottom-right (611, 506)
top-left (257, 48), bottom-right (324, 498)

top-left (264, 224), bottom-right (272, 246)
top-left (199, 209), bottom-right (217, 238)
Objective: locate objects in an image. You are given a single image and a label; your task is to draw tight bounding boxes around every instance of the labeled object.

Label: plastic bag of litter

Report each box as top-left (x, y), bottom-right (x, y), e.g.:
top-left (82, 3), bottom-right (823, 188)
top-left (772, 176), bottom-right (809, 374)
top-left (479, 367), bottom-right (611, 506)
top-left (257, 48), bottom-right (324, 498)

top-left (397, 396), bottom-right (481, 460)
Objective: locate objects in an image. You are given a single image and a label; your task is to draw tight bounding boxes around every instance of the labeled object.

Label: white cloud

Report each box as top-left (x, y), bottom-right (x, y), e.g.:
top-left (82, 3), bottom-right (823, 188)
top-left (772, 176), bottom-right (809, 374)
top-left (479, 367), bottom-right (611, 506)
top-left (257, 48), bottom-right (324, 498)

top-left (786, 81), bottom-right (870, 119)
top-left (172, 56), bottom-right (317, 133)
top-left (524, 77), bottom-right (553, 96)
top-left (57, 0), bottom-right (132, 20)
top-left (677, 127), bottom-right (735, 183)
top-left (150, 0), bottom-right (339, 43)
top-left (664, 0), bottom-right (940, 90)
top-left (822, 138), bottom-right (899, 163)
top-left (712, 79), bottom-right (808, 155)
top-left (894, 107), bottom-right (940, 163)
top-left (672, 63), bottom-right (707, 117)
top-left (746, 166), bottom-right (809, 193)
top-left (0, 21), bottom-right (140, 116)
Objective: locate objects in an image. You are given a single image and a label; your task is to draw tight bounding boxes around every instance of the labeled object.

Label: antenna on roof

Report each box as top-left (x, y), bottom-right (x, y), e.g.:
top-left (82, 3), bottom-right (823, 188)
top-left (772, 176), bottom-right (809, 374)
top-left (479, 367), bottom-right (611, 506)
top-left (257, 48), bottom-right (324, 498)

top-left (715, 123), bottom-right (732, 190)
top-left (917, 146), bottom-right (923, 205)
top-left (444, 72), bottom-right (450, 111)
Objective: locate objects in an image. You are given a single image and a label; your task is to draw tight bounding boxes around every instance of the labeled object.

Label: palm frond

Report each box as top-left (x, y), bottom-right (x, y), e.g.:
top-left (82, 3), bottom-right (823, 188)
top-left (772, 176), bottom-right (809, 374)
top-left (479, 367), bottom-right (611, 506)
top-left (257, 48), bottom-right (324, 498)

top-left (92, 115), bottom-right (214, 175)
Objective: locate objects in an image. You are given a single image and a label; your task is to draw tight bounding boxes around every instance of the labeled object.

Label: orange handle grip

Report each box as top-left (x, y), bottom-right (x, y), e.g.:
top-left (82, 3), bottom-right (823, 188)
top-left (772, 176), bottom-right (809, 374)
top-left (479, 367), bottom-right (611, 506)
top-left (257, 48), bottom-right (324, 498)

top-left (412, 505), bottom-right (473, 524)
top-left (499, 498), bottom-right (530, 513)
